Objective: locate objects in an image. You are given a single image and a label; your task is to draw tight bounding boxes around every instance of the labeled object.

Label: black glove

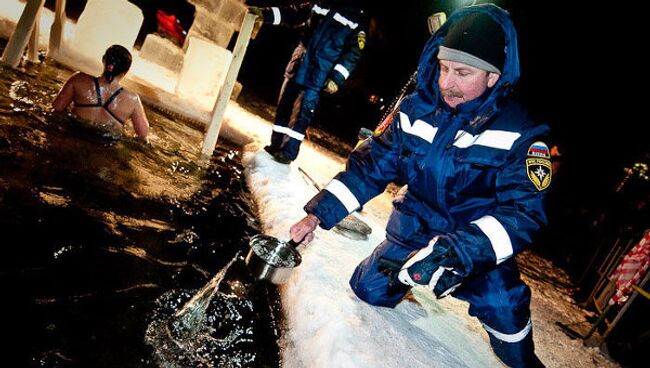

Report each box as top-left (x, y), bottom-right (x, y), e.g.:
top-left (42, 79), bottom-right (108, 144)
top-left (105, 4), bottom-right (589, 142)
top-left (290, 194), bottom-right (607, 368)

top-left (397, 237), bottom-right (466, 298)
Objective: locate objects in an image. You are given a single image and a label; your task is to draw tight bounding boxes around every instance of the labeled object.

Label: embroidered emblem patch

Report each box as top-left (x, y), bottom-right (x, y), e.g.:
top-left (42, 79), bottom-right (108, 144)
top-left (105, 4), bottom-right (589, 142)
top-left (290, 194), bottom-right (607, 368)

top-left (357, 31), bottom-right (366, 50)
top-left (526, 141), bottom-right (552, 191)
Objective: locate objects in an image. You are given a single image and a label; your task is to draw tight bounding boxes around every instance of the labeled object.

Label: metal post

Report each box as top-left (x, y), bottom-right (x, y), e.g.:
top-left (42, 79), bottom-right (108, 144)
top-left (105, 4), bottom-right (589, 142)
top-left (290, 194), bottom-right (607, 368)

top-left (201, 13), bottom-right (257, 158)
top-left (1, 0), bottom-right (46, 68)
top-left (27, 6), bottom-right (41, 63)
top-left (48, 0), bottom-right (67, 56)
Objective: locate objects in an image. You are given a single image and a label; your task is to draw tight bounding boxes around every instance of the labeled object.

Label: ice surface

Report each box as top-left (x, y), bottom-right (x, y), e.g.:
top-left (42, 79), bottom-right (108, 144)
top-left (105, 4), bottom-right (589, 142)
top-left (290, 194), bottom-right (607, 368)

top-left (139, 34), bottom-right (184, 74)
top-left (69, 0), bottom-right (143, 62)
top-left (176, 36), bottom-right (232, 105)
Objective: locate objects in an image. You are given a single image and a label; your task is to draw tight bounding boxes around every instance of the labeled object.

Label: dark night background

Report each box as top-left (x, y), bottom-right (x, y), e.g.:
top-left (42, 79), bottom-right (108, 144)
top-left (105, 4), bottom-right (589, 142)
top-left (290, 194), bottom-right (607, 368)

top-left (41, 0), bottom-right (648, 365)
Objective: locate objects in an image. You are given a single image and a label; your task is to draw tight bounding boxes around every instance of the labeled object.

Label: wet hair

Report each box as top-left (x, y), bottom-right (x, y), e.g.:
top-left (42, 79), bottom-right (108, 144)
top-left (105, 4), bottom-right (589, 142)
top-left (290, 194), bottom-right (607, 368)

top-left (102, 45), bottom-right (132, 83)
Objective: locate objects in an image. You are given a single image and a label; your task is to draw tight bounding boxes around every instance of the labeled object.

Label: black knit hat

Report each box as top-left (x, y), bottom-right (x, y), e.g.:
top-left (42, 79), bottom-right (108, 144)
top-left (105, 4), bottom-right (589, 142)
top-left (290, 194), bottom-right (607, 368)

top-left (438, 12), bottom-right (505, 74)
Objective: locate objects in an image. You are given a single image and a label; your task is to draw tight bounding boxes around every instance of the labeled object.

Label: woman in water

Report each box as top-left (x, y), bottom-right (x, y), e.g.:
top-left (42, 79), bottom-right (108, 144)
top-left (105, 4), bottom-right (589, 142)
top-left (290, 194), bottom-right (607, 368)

top-left (52, 45), bottom-right (149, 139)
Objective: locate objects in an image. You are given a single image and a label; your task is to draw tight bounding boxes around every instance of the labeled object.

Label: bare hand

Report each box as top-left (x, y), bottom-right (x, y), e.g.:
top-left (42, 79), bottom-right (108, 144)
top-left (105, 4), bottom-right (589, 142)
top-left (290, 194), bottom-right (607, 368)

top-left (289, 214), bottom-right (320, 246)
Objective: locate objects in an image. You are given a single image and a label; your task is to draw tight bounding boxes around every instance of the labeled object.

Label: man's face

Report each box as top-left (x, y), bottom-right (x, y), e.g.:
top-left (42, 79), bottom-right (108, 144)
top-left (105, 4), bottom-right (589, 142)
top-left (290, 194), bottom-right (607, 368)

top-left (438, 59), bottom-right (500, 109)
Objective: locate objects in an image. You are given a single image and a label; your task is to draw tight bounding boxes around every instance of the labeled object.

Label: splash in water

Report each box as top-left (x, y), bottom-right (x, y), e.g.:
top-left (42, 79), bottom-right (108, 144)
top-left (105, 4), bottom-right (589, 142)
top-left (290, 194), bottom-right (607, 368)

top-left (145, 254), bottom-right (262, 367)
top-left (172, 254), bottom-right (240, 339)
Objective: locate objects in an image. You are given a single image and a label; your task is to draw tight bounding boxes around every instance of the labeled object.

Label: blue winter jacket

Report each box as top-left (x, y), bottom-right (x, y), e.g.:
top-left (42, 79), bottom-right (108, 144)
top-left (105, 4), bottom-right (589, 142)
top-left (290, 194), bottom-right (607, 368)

top-left (261, 1), bottom-right (368, 90)
top-left (305, 4), bottom-right (552, 277)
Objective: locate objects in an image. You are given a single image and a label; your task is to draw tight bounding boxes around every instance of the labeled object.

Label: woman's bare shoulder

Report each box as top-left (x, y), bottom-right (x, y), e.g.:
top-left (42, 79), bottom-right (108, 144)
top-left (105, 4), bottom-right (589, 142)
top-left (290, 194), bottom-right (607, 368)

top-left (70, 71), bottom-right (94, 81)
top-left (120, 89), bottom-right (144, 104)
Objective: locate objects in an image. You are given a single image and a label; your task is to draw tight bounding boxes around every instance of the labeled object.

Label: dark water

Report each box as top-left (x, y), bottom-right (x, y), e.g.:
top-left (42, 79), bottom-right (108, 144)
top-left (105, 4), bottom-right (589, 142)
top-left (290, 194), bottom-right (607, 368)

top-left (0, 56), bottom-right (281, 367)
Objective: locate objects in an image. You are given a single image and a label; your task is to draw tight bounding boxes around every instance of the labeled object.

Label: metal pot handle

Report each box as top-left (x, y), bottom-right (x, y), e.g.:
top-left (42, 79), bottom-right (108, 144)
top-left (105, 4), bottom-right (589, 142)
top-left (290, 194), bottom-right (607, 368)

top-left (286, 235), bottom-right (306, 248)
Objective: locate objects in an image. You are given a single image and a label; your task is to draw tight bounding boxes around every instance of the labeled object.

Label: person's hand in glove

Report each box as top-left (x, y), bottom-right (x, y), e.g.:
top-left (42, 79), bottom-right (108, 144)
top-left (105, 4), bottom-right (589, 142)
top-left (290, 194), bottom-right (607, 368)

top-left (397, 236), bottom-right (466, 298)
top-left (323, 79), bottom-right (339, 94)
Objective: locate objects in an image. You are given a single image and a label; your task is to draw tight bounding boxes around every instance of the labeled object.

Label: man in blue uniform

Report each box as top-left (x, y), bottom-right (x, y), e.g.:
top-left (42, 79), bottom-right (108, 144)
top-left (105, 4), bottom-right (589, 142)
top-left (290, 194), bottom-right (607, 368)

top-left (289, 4), bottom-right (550, 367)
top-left (249, 1), bottom-right (368, 164)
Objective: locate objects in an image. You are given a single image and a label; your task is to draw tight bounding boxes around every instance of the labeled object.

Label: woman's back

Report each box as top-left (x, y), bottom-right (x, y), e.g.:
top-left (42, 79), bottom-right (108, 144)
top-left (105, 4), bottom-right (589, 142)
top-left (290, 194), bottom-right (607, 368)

top-left (53, 72), bottom-right (149, 139)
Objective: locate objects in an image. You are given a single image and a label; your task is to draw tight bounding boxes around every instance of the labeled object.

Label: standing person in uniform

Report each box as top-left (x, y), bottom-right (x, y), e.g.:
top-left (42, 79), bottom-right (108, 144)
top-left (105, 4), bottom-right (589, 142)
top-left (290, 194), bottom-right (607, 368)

top-left (288, 5), bottom-right (550, 367)
top-left (52, 45), bottom-right (149, 140)
top-left (249, 1), bottom-right (368, 164)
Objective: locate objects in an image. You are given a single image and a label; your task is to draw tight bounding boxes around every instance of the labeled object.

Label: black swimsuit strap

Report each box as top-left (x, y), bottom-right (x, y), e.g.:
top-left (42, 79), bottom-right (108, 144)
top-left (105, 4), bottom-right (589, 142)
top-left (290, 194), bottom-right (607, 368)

top-left (105, 110), bottom-right (126, 126)
top-left (102, 88), bottom-right (125, 125)
top-left (75, 78), bottom-right (126, 125)
top-left (94, 77), bottom-right (102, 105)
top-left (75, 77), bottom-right (103, 107)
top-left (103, 87), bottom-right (123, 109)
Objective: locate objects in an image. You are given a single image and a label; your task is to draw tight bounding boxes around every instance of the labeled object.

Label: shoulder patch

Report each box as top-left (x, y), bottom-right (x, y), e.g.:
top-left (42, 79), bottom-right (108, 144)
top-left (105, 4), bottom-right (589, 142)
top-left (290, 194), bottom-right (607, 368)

top-left (357, 31), bottom-right (366, 50)
top-left (526, 141), bottom-right (552, 191)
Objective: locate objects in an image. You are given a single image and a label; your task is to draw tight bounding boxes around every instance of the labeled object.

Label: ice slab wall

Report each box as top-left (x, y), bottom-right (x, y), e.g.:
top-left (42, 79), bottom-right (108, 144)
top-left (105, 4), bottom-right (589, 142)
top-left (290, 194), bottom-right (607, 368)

top-left (185, 0), bottom-right (247, 48)
top-left (176, 36), bottom-right (232, 107)
top-left (214, 0), bottom-right (248, 29)
top-left (186, 6), bottom-right (233, 48)
top-left (69, 0), bottom-right (143, 61)
top-left (189, 0), bottom-right (247, 28)
top-left (139, 34), bottom-right (184, 74)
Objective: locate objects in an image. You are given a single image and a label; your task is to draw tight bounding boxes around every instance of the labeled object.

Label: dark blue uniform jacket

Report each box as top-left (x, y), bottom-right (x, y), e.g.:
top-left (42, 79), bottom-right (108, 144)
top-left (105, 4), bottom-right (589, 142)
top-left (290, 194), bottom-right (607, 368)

top-left (305, 5), bottom-right (551, 277)
top-left (262, 1), bottom-right (367, 90)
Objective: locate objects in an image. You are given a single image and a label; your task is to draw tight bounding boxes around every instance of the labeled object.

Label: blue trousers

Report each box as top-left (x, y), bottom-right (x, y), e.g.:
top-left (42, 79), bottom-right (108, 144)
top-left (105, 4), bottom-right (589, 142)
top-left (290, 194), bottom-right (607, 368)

top-left (349, 238), bottom-right (544, 368)
top-left (269, 43), bottom-right (321, 161)
top-left (270, 80), bottom-right (320, 161)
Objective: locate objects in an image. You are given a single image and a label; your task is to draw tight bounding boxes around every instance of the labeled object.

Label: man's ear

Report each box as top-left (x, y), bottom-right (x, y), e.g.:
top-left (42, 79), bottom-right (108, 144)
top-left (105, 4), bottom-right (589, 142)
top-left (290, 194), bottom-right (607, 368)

top-left (487, 72), bottom-right (500, 88)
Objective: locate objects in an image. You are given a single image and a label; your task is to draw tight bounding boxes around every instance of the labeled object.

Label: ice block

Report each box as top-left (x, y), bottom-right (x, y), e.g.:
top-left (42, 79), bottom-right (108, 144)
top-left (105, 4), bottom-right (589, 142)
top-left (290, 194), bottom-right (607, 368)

top-left (139, 33), bottom-right (184, 73)
top-left (69, 0), bottom-right (143, 61)
top-left (176, 36), bottom-right (232, 106)
top-left (185, 6), bottom-right (234, 49)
